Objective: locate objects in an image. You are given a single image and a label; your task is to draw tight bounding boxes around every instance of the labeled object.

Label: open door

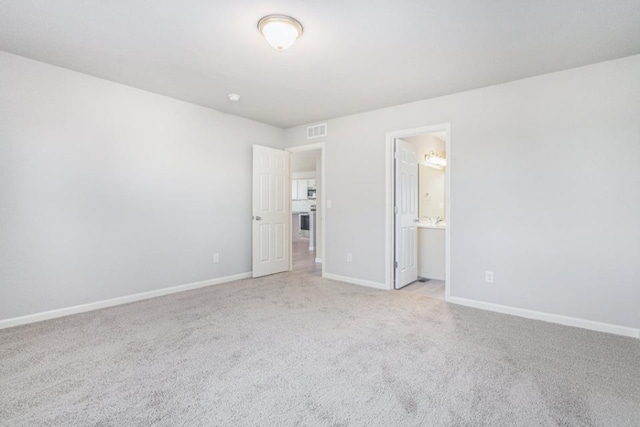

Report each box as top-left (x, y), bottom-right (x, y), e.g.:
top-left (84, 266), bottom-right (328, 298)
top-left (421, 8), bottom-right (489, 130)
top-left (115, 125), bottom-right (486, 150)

top-left (394, 138), bottom-right (419, 289)
top-left (252, 145), bottom-right (291, 278)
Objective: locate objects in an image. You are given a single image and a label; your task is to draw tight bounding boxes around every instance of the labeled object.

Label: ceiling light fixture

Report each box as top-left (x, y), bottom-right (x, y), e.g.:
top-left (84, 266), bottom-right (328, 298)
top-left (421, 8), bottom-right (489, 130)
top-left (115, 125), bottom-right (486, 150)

top-left (424, 151), bottom-right (446, 170)
top-left (228, 93), bottom-right (241, 102)
top-left (258, 15), bottom-right (303, 51)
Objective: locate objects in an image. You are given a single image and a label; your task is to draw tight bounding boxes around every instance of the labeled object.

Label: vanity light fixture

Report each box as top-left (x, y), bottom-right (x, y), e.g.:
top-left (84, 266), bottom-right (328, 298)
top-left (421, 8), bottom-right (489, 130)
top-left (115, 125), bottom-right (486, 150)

top-left (258, 15), bottom-right (303, 51)
top-left (424, 151), bottom-right (446, 170)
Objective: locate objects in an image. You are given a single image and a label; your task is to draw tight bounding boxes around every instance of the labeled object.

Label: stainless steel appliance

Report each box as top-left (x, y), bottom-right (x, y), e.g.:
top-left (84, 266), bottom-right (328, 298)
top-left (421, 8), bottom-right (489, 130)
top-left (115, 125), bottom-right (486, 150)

top-left (307, 187), bottom-right (316, 199)
top-left (299, 213), bottom-right (310, 238)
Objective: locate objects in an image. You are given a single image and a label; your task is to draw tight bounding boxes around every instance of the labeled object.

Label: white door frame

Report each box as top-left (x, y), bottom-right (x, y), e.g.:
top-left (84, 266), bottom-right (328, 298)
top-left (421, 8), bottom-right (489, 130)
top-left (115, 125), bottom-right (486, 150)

top-left (286, 142), bottom-right (326, 278)
top-left (385, 124), bottom-right (451, 301)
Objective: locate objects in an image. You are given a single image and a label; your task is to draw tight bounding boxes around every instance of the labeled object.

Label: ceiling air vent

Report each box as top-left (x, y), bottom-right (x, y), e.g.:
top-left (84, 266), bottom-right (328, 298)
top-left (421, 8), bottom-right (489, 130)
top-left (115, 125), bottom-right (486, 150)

top-left (306, 123), bottom-right (327, 139)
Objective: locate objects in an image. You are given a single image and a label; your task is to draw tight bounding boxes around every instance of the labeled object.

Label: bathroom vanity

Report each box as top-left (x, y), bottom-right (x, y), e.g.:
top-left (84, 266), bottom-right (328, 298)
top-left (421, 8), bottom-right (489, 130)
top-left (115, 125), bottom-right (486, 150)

top-left (417, 221), bottom-right (446, 280)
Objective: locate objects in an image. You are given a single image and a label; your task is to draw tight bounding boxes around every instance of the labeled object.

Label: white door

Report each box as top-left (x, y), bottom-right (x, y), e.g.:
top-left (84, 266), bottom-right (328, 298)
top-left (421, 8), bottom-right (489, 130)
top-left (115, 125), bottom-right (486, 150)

top-left (253, 145), bottom-right (291, 278)
top-left (394, 138), bottom-right (419, 289)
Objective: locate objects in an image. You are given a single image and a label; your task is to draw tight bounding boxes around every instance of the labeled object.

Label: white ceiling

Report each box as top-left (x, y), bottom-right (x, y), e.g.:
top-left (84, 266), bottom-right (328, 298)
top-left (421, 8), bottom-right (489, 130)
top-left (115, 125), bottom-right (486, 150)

top-left (1, 1), bottom-right (639, 128)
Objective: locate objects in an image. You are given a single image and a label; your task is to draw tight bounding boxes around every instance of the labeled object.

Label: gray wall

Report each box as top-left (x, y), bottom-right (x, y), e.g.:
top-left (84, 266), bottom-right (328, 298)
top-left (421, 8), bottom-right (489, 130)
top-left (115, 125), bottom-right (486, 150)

top-left (0, 52), bottom-right (284, 319)
top-left (285, 55), bottom-right (640, 329)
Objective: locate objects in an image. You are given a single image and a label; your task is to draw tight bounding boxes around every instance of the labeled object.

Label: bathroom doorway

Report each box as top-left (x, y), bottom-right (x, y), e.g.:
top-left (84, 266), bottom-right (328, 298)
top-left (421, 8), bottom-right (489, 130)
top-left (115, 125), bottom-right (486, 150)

top-left (385, 124), bottom-right (451, 301)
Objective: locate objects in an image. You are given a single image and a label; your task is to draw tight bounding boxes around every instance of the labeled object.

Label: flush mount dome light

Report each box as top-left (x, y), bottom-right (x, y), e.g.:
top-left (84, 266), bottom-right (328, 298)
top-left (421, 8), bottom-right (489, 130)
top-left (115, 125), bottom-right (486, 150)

top-left (258, 15), bottom-right (303, 51)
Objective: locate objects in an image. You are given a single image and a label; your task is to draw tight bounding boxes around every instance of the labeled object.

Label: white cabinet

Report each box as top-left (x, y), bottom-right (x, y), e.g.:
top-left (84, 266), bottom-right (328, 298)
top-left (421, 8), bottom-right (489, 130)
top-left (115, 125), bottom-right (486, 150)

top-left (292, 213), bottom-right (302, 241)
top-left (418, 228), bottom-right (445, 280)
top-left (296, 179), bottom-right (308, 200)
top-left (292, 179), bottom-right (317, 200)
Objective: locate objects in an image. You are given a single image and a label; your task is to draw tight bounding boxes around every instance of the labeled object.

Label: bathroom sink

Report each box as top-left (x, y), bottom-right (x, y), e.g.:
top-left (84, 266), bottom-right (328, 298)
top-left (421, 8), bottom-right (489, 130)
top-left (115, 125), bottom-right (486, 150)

top-left (418, 219), bottom-right (446, 228)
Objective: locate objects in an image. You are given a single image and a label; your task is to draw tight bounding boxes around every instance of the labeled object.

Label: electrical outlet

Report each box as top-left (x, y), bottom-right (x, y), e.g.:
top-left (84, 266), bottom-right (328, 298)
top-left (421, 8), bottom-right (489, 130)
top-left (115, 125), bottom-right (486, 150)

top-left (347, 253), bottom-right (353, 262)
top-left (485, 271), bottom-right (494, 283)
top-left (213, 253), bottom-right (220, 263)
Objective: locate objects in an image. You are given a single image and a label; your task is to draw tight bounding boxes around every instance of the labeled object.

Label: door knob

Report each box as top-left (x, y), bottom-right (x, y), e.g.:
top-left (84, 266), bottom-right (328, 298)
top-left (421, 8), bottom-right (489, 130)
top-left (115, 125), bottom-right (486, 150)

top-left (254, 216), bottom-right (262, 221)
top-left (413, 218), bottom-right (420, 223)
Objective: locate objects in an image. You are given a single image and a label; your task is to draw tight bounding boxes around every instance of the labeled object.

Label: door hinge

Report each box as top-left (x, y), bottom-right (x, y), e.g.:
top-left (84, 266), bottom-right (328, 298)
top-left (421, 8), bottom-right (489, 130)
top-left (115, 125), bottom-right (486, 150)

top-left (394, 206), bottom-right (398, 214)
top-left (395, 261), bottom-right (398, 269)
top-left (393, 151), bottom-right (398, 159)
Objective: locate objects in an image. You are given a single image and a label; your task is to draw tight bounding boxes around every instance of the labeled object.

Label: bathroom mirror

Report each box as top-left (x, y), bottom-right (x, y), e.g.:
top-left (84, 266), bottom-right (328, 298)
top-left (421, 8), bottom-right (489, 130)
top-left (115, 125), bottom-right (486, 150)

top-left (419, 163), bottom-right (446, 219)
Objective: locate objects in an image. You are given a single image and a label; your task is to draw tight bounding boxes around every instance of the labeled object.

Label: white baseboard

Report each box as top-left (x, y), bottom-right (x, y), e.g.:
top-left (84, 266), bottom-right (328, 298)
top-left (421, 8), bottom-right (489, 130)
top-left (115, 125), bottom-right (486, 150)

top-left (323, 273), bottom-right (388, 290)
top-left (0, 272), bottom-right (252, 330)
top-left (448, 296), bottom-right (640, 339)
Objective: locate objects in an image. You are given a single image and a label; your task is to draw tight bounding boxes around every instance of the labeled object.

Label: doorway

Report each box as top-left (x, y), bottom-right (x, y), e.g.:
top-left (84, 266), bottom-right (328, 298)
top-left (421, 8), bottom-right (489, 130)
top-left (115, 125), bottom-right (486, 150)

top-left (385, 125), bottom-right (451, 301)
top-left (287, 143), bottom-right (325, 277)
top-left (251, 143), bottom-right (325, 279)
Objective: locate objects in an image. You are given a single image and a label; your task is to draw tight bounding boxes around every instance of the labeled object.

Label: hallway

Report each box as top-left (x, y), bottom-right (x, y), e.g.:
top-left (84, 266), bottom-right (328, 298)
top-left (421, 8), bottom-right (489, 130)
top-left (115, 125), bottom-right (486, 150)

top-left (292, 239), bottom-right (321, 276)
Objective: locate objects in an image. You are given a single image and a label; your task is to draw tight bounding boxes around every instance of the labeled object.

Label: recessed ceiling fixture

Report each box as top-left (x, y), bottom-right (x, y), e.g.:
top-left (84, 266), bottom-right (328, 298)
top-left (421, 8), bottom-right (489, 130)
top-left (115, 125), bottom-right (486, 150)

top-left (228, 93), bottom-right (241, 102)
top-left (258, 15), bottom-right (303, 51)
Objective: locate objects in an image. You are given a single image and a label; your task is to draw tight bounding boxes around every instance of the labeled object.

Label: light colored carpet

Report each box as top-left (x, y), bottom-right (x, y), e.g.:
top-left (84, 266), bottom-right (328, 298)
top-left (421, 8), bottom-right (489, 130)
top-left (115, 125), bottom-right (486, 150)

top-left (1, 270), bottom-right (639, 426)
